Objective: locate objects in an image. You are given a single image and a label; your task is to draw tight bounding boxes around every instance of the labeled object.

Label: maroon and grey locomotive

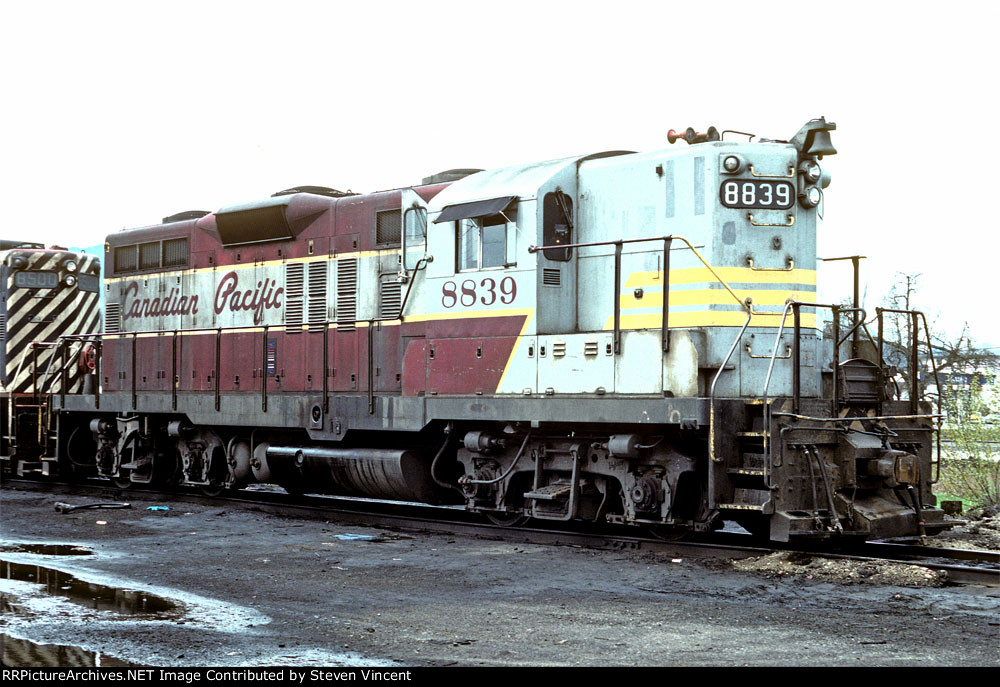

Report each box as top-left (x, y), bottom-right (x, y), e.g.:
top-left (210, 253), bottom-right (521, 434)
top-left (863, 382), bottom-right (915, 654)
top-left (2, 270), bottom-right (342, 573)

top-left (13, 119), bottom-right (957, 541)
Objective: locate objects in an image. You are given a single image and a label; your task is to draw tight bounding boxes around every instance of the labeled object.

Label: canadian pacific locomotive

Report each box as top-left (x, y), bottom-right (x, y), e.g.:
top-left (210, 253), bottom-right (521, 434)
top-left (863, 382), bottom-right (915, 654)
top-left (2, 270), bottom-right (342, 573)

top-left (3, 118), bottom-right (956, 541)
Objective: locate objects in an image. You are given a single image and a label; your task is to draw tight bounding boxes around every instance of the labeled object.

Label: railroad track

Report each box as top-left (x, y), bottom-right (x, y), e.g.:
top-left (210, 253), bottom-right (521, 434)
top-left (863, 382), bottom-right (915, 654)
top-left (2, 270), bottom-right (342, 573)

top-left (3, 478), bottom-right (998, 587)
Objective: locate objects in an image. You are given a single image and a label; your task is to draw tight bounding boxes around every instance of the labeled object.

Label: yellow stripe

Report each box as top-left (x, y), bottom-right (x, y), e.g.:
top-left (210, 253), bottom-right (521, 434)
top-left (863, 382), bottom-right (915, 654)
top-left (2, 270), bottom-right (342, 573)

top-left (625, 267), bottom-right (816, 287)
top-left (403, 307), bottom-right (533, 323)
top-left (104, 309), bottom-right (533, 340)
top-left (495, 311), bottom-right (536, 392)
top-left (604, 311), bottom-right (817, 330)
top-left (620, 289), bottom-right (816, 309)
top-left (104, 249), bottom-right (402, 284)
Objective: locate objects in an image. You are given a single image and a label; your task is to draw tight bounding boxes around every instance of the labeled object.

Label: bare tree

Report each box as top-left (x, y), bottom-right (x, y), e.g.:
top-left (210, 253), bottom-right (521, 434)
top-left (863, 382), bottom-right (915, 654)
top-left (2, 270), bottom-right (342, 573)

top-left (878, 272), bottom-right (998, 406)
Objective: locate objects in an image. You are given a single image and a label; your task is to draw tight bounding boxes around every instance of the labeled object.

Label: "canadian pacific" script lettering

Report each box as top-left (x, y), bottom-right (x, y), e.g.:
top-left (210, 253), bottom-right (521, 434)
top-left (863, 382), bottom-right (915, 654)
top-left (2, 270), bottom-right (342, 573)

top-left (123, 282), bottom-right (199, 321)
top-left (213, 271), bottom-right (284, 325)
top-left (122, 271), bottom-right (284, 325)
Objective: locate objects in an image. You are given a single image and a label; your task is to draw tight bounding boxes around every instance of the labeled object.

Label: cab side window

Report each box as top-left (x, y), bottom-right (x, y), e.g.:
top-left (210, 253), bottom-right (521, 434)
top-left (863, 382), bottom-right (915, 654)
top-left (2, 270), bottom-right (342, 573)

top-left (542, 192), bottom-right (573, 262)
top-left (403, 207), bottom-right (427, 270)
top-left (458, 215), bottom-right (507, 271)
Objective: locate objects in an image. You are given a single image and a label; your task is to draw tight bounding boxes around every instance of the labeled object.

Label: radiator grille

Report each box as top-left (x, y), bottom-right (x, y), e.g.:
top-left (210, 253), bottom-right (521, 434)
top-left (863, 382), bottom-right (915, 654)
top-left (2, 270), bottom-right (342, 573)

top-left (307, 262), bottom-right (327, 326)
top-left (379, 279), bottom-right (402, 319)
top-left (285, 263), bottom-right (304, 330)
top-left (376, 210), bottom-right (401, 246)
top-left (114, 245), bottom-right (138, 272)
top-left (336, 259), bottom-right (358, 331)
top-left (105, 303), bottom-right (121, 334)
top-left (139, 241), bottom-right (160, 269)
top-left (543, 268), bottom-right (561, 286)
top-left (163, 238), bottom-right (189, 267)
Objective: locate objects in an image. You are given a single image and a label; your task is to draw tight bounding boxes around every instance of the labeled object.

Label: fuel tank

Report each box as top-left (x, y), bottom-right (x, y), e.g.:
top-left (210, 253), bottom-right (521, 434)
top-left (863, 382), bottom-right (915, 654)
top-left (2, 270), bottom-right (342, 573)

top-left (264, 446), bottom-right (441, 503)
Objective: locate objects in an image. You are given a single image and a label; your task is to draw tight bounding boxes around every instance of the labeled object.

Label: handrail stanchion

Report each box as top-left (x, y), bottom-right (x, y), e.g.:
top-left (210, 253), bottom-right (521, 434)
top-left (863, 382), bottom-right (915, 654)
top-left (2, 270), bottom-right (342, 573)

top-left (661, 237), bottom-right (672, 353)
top-left (792, 302), bottom-right (801, 415)
top-left (613, 241), bottom-right (622, 354)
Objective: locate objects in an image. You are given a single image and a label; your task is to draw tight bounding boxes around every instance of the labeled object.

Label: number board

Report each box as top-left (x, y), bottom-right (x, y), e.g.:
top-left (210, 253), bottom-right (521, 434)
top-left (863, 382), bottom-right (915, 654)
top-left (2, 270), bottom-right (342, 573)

top-left (13, 270), bottom-right (60, 289)
top-left (719, 180), bottom-right (794, 210)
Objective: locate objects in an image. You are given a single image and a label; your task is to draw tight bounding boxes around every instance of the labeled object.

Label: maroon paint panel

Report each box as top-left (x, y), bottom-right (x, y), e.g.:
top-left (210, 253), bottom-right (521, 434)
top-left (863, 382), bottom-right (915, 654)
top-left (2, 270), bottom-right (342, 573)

top-left (136, 335), bottom-right (169, 391)
top-left (401, 338), bottom-right (427, 396)
top-left (176, 334), bottom-right (216, 392)
top-left (333, 233), bottom-right (359, 255)
top-left (220, 332), bottom-right (261, 393)
top-left (414, 183), bottom-right (449, 203)
top-left (101, 337), bottom-right (124, 392)
top-left (427, 336), bottom-right (519, 395)
top-left (304, 330), bottom-right (326, 391)
top-left (374, 325), bottom-right (401, 393)
top-left (333, 329), bottom-right (359, 392)
top-left (425, 313), bottom-right (526, 340)
top-left (335, 191), bottom-right (401, 253)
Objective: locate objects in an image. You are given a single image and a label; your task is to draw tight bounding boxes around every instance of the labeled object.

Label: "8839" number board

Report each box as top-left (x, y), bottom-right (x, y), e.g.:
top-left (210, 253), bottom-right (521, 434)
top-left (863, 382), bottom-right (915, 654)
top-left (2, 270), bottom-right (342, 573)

top-left (719, 180), bottom-right (794, 209)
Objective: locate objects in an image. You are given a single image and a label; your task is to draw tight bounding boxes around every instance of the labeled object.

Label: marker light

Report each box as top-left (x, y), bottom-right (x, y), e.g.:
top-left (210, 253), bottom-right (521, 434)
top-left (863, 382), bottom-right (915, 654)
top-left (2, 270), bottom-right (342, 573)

top-left (798, 160), bottom-right (821, 183)
top-left (64, 259), bottom-right (78, 272)
top-left (64, 275), bottom-right (77, 287)
top-left (799, 186), bottom-right (821, 208)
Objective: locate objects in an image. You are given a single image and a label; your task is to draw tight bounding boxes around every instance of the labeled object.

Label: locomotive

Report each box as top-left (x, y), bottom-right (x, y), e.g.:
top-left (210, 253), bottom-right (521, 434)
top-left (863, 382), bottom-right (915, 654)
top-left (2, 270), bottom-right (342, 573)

top-left (5, 118), bottom-right (957, 541)
top-left (1, 241), bottom-right (101, 474)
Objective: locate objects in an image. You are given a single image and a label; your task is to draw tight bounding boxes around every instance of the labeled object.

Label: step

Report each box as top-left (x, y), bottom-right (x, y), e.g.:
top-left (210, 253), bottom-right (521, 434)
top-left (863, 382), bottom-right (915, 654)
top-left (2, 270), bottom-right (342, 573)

top-left (736, 431), bottom-right (767, 438)
top-left (718, 503), bottom-right (765, 511)
top-left (523, 484), bottom-right (573, 501)
top-left (727, 467), bottom-right (766, 476)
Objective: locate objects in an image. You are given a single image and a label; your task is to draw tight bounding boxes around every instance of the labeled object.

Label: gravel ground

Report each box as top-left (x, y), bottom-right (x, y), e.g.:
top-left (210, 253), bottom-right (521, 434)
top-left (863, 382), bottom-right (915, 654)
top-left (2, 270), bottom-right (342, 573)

top-left (1, 485), bottom-right (998, 667)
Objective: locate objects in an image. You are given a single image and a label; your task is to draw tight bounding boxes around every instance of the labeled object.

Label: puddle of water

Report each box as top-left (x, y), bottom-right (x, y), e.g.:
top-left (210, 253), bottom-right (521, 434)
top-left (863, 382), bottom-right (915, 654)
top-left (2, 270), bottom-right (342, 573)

top-left (0, 543), bottom-right (94, 556)
top-left (1, 633), bottom-right (140, 667)
top-left (0, 560), bottom-right (179, 616)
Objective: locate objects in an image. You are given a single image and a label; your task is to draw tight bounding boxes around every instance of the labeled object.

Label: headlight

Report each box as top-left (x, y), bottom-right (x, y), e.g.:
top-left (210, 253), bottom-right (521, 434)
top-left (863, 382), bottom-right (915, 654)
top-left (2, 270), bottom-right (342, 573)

top-left (64, 259), bottom-right (78, 272)
top-left (799, 186), bottom-right (821, 208)
top-left (64, 275), bottom-right (77, 287)
top-left (798, 160), bottom-right (821, 183)
top-left (11, 256), bottom-right (27, 269)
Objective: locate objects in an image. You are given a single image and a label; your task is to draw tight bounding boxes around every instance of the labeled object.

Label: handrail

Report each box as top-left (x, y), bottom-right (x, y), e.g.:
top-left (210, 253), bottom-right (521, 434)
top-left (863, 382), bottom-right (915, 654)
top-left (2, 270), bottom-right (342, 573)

top-left (530, 234), bottom-right (753, 316)
top-left (876, 307), bottom-right (944, 484)
top-left (706, 308), bottom-right (754, 509)
top-left (7, 339), bottom-right (83, 453)
top-left (760, 301), bottom-right (944, 493)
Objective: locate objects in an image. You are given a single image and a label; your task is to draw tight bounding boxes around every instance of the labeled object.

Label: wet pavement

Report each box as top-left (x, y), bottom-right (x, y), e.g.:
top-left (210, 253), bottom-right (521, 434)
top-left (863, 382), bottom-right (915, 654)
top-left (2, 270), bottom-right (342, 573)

top-left (1, 484), bottom-right (998, 667)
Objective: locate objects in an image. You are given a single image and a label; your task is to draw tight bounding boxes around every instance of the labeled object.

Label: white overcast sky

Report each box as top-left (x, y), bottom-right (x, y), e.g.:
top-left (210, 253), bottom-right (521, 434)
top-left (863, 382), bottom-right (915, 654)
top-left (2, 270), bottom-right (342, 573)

top-left (3, 1), bottom-right (996, 346)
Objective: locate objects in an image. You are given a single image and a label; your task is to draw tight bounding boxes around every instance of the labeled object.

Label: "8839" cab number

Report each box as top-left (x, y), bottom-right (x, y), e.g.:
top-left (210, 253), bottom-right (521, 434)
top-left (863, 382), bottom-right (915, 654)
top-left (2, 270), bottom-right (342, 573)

top-left (719, 180), bottom-right (794, 209)
top-left (442, 276), bottom-right (517, 308)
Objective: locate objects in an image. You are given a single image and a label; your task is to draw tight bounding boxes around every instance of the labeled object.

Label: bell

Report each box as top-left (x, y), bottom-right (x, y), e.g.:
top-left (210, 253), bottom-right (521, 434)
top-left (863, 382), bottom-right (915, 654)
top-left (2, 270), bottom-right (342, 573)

top-left (804, 129), bottom-right (837, 157)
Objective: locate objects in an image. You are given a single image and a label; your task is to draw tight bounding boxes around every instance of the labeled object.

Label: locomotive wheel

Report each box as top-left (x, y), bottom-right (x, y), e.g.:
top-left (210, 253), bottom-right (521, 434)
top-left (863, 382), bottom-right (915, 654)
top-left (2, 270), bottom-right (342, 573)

top-left (111, 472), bottom-right (132, 490)
top-left (646, 525), bottom-right (693, 542)
top-left (484, 511), bottom-right (529, 527)
top-left (200, 483), bottom-right (224, 497)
